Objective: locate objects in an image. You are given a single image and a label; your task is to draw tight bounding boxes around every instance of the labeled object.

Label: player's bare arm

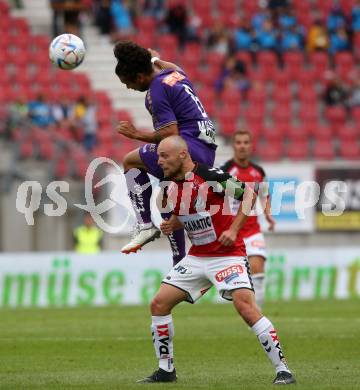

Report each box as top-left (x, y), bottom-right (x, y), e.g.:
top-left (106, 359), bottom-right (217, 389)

top-left (264, 197), bottom-right (275, 231)
top-left (117, 122), bottom-right (178, 143)
top-left (160, 215), bottom-right (184, 235)
top-left (148, 48), bottom-right (180, 71)
top-left (219, 182), bottom-right (258, 246)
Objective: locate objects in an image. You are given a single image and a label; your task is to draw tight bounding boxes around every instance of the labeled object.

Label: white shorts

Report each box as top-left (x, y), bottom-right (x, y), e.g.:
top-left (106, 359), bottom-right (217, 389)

top-left (162, 255), bottom-right (254, 303)
top-left (243, 232), bottom-right (267, 259)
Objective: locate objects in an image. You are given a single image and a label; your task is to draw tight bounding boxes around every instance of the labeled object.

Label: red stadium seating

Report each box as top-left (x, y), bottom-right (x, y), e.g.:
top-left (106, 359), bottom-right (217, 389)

top-left (285, 140), bottom-right (309, 160)
top-left (312, 140), bottom-right (335, 160)
top-left (325, 106), bottom-right (347, 129)
top-left (255, 142), bottom-right (283, 161)
top-left (283, 51), bottom-right (305, 78)
top-left (338, 141), bottom-right (360, 160)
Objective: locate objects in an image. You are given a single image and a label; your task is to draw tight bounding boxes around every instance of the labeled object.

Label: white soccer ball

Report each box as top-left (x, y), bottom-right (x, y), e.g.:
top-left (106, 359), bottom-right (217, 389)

top-left (49, 33), bottom-right (86, 70)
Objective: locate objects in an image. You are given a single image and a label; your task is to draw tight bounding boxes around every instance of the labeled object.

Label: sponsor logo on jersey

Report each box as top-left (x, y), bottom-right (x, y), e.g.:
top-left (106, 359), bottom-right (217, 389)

top-left (251, 239), bottom-right (265, 249)
top-left (183, 216), bottom-right (212, 232)
top-left (162, 71), bottom-right (185, 86)
top-left (215, 265), bottom-right (244, 282)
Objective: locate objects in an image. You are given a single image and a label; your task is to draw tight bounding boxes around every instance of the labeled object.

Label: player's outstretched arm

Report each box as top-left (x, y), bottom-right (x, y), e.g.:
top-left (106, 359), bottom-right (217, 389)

top-left (117, 122), bottom-right (179, 143)
top-left (148, 48), bottom-right (180, 71)
top-left (218, 183), bottom-right (258, 246)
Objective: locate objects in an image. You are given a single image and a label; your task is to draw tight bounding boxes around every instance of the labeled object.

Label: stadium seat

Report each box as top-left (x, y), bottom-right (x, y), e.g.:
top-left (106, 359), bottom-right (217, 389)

top-left (220, 87), bottom-right (242, 106)
top-left (257, 51), bottom-right (278, 80)
top-left (308, 52), bottom-right (330, 78)
top-left (299, 104), bottom-right (319, 123)
top-left (336, 124), bottom-right (359, 142)
top-left (54, 158), bottom-right (69, 178)
top-left (351, 107), bottom-right (360, 122)
top-left (262, 126), bottom-right (285, 143)
top-left (298, 86), bottom-right (318, 103)
top-left (338, 141), bottom-right (360, 160)
top-left (283, 51), bottom-right (305, 78)
top-left (204, 52), bottom-right (226, 70)
top-left (287, 125), bottom-right (309, 142)
top-left (296, 68), bottom-right (317, 88)
top-left (325, 106), bottom-right (347, 128)
top-left (247, 87), bottom-right (266, 105)
top-left (272, 69), bottom-right (292, 88)
top-left (273, 87), bottom-right (292, 103)
top-left (312, 140), bottom-right (335, 160)
top-left (136, 16), bottom-right (156, 34)
top-left (255, 142), bottom-right (283, 161)
top-left (313, 125), bottom-right (333, 141)
top-left (19, 141), bottom-right (34, 159)
top-left (38, 139), bottom-right (56, 160)
top-left (285, 140), bottom-right (309, 160)
top-left (272, 109), bottom-right (292, 126)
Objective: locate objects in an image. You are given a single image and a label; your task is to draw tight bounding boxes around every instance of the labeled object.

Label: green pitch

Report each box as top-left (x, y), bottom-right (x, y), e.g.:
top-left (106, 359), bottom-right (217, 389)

top-left (0, 300), bottom-right (359, 389)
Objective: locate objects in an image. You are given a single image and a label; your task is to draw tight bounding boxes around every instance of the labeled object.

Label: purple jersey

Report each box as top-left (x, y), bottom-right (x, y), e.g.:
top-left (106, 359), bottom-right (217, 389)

top-left (145, 69), bottom-right (217, 150)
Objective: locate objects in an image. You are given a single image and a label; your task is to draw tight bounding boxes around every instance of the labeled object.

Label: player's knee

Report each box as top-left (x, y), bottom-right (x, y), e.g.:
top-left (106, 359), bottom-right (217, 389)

top-left (232, 290), bottom-right (259, 320)
top-left (150, 296), bottom-right (171, 316)
top-left (123, 152), bottom-right (135, 171)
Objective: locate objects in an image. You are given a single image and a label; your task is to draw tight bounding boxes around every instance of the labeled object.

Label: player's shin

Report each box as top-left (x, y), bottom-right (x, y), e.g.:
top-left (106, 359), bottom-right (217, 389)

top-left (252, 273), bottom-right (265, 308)
top-left (151, 315), bottom-right (175, 372)
top-left (161, 212), bottom-right (186, 265)
top-left (125, 168), bottom-right (153, 226)
top-left (251, 316), bottom-right (291, 374)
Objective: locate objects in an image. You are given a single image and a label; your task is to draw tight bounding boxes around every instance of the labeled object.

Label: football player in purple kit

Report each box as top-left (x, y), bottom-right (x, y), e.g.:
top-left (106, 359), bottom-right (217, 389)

top-left (113, 41), bottom-right (217, 263)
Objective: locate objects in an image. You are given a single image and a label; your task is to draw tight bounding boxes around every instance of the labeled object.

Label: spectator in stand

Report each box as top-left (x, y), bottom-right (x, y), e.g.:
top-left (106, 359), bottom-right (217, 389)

top-left (349, 79), bottom-right (360, 107)
top-left (278, 7), bottom-right (297, 30)
top-left (329, 27), bottom-right (351, 54)
top-left (280, 24), bottom-right (304, 51)
top-left (267, 0), bottom-right (289, 10)
top-left (50, 0), bottom-right (85, 37)
top-left (352, 0), bottom-right (360, 31)
top-left (51, 97), bottom-right (73, 126)
top-left (71, 96), bottom-right (97, 151)
top-left (215, 55), bottom-right (250, 96)
top-left (7, 95), bottom-right (28, 131)
top-left (164, 2), bottom-right (198, 46)
top-left (255, 20), bottom-right (278, 51)
top-left (111, 0), bottom-right (134, 36)
top-left (252, 8), bottom-right (270, 34)
top-left (94, 0), bottom-right (112, 36)
top-left (234, 20), bottom-right (255, 51)
top-left (28, 93), bottom-right (54, 128)
top-left (207, 21), bottom-right (230, 54)
top-left (306, 19), bottom-right (329, 52)
top-left (327, 5), bottom-right (347, 32)
top-left (323, 72), bottom-right (348, 106)
top-left (143, 0), bottom-right (165, 20)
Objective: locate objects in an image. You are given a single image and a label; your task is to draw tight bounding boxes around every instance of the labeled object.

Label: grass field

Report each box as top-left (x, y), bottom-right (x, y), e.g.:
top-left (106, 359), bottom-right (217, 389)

top-left (0, 300), bottom-right (359, 389)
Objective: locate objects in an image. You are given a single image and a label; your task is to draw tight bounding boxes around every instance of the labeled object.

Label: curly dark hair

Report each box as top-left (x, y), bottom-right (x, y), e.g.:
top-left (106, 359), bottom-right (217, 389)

top-left (114, 41), bottom-right (153, 81)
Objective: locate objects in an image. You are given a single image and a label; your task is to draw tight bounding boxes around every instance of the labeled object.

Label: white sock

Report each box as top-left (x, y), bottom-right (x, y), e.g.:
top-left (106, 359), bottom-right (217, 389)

top-left (151, 315), bottom-right (174, 372)
top-left (251, 316), bottom-right (290, 374)
top-left (252, 273), bottom-right (265, 309)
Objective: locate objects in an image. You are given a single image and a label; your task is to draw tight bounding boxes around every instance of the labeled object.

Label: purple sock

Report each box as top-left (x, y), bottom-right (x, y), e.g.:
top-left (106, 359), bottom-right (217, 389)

top-left (125, 168), bottom-right (152, 225)
top-left (161, 212), bottom-right (186, 265)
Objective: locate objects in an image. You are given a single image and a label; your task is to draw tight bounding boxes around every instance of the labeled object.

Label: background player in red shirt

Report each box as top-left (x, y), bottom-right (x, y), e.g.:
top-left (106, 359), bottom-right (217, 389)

top-left (221, 130), bottom-right (276, 309)
top-left (137, 136), bottom-right (295, 386)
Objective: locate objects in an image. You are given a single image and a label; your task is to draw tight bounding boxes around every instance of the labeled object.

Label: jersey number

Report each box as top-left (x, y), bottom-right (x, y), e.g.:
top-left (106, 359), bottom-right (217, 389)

top-left (183, 85), bottom-right (208, 118)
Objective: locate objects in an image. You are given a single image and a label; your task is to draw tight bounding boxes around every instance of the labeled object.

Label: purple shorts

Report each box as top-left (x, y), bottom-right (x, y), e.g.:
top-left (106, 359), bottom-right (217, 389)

top-left (139, 139), bottom-right (216, 179)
